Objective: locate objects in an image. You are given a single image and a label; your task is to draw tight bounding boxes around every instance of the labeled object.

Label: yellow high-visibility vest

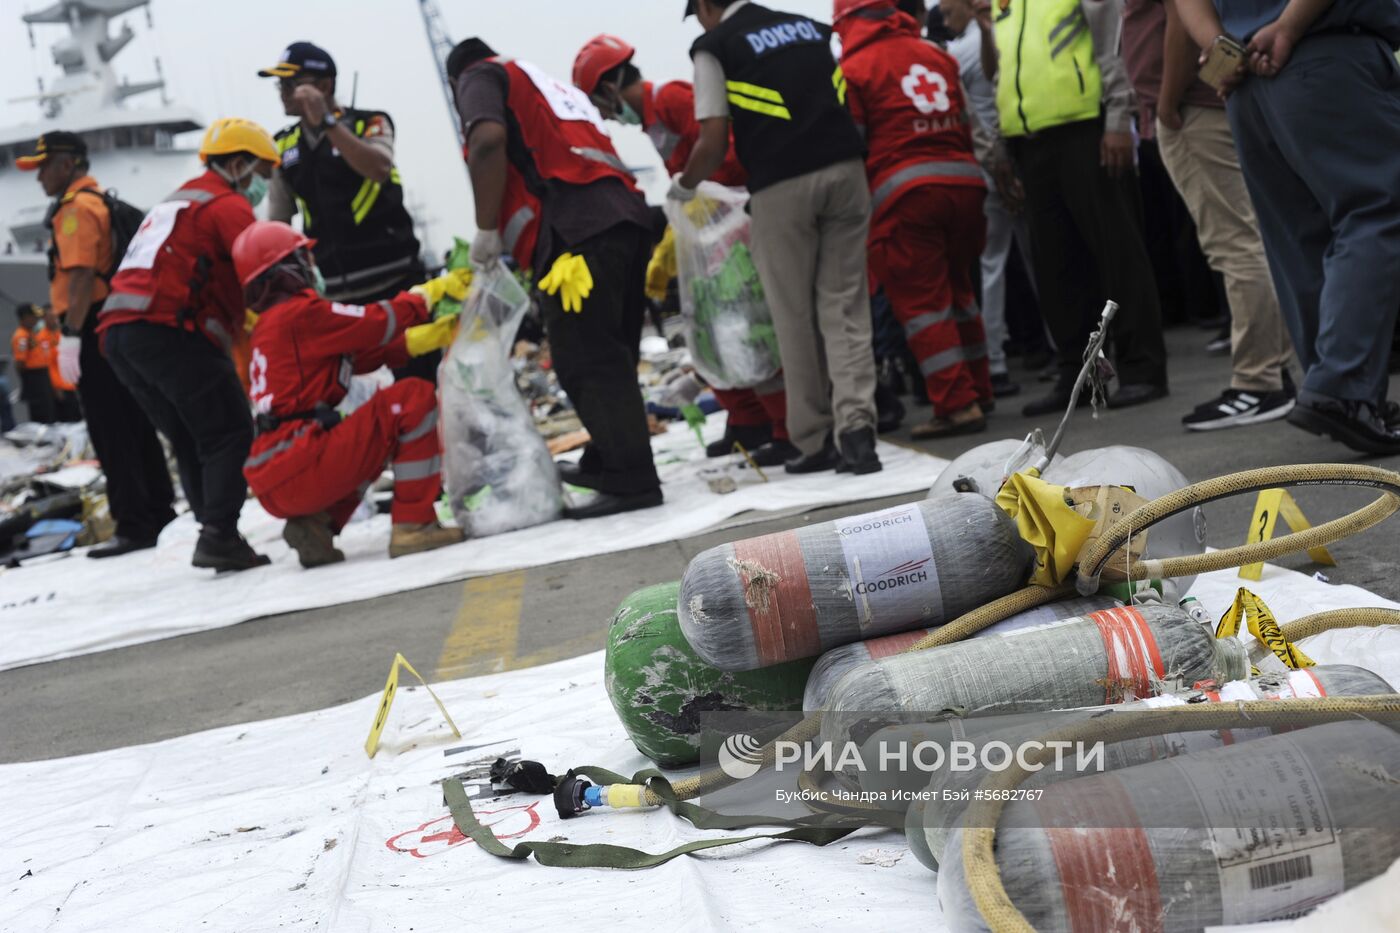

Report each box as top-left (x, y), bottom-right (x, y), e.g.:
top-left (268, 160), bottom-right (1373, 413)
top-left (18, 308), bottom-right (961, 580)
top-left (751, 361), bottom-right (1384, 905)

top-left (994, 0), bottom-right (1103, 137)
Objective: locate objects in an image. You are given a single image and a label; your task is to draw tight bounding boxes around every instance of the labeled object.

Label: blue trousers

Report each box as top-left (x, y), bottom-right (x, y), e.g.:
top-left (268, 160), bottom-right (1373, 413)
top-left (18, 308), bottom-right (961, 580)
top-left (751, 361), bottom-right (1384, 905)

top-left (1227, 33), bottom-right (1400, 404)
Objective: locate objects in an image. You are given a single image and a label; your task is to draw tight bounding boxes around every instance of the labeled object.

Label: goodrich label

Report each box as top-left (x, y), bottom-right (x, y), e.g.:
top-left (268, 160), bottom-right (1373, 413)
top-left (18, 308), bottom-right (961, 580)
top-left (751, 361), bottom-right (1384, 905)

top-left (834, 504), bottom-right (938, 635)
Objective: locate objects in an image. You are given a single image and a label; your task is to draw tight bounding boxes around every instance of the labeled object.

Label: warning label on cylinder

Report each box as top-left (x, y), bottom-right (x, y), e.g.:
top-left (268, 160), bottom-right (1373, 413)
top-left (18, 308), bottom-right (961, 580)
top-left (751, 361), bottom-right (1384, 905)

top-left (834, 504), bottom-right (937, 634)
top-left (1173, 734), bottom-right (1344, 923)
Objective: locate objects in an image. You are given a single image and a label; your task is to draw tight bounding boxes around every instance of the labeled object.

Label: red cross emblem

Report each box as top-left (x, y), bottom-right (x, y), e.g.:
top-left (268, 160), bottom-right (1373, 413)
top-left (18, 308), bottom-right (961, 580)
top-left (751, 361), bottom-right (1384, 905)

top-left (385, 802), bottom-right (541, 859)
top-left (900, 64), bottom-right (951, 115)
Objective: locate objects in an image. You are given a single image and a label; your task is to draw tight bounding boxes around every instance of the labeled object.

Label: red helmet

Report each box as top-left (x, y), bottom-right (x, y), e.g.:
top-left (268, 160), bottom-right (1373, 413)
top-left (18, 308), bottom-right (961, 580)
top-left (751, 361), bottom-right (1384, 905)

top-left (572, 34), bottom-right (635, 94)
top-left (833, 0), bottom-right (893, 22)
top-left (233, 221), bottom-right (315, 287)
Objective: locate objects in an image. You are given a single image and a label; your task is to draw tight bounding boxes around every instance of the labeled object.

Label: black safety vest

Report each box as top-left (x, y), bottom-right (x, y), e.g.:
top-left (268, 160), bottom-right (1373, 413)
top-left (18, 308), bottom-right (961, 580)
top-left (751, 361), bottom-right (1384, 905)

top-left (274, 108), bottom-right (421, 294)
top-left (690, 3), bottom-right (864, 192)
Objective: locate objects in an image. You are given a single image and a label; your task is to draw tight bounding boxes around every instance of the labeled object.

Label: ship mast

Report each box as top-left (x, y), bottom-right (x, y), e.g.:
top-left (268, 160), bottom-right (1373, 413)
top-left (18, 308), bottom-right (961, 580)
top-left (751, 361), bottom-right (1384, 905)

top-left (20, 0), bottom-right (166, 119)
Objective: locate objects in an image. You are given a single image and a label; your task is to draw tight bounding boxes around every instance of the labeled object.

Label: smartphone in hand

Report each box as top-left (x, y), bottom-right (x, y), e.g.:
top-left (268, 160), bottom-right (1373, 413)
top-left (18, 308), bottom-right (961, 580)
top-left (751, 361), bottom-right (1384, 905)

top-left (1199, 35), bottom-right (1247, 91)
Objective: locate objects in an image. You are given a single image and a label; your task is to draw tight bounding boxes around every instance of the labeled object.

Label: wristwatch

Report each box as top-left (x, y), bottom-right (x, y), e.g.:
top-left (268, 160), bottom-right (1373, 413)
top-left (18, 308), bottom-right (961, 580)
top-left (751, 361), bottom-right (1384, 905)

top-left (320, 111), bottom-right (339, 131)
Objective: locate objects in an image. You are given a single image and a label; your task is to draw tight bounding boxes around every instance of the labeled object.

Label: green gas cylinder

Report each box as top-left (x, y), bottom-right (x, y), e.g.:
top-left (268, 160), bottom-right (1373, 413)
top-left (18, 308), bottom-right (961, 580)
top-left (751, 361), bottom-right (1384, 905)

top-left (604, 581), bottom-right (814, 768)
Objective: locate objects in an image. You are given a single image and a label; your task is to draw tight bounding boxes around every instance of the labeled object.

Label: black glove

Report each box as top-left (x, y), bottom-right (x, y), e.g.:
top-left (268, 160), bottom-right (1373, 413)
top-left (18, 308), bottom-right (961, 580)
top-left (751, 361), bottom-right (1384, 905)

top-left (490, 757), bottom-right (558, 795)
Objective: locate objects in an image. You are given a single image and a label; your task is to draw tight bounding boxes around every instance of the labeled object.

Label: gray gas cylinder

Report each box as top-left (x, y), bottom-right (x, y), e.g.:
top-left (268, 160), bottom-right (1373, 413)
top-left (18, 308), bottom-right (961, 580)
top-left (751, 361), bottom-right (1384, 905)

top-left (906, 663), bottom-right (1396, 870)
top-left (802, 595), bottom-right (1123, 712)
top-left (1043, 445), bottom-right (1207, 594)
top-left (926, 438), bottom-right (1062, 499)
top-left (937, 720), bottom-right (1400, 932)
top-left (819, 604), bottom-right (1249, 787)
top-left (678, 494), bottom-right (1033, 672)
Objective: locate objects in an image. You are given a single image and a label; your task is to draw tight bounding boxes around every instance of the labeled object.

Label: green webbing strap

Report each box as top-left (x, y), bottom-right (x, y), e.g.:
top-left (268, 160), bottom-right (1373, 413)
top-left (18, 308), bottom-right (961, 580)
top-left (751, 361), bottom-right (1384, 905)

top-left (443, 765), bottom-right (873, 870)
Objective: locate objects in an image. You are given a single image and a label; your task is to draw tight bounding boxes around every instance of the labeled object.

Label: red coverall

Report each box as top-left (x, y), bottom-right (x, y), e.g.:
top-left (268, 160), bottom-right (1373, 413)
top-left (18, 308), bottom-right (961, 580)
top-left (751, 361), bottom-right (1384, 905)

top-left (243, 289), bottom-right (439, 528)
top-left (643, 80), bottom-right (788, 440)
top-left (838, 7), bottom-right (991, 418)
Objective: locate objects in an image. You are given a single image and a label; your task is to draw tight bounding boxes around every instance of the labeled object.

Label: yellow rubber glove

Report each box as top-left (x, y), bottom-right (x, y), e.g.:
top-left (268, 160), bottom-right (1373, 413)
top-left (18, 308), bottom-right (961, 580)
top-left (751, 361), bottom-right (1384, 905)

top-left (539, 253), bottom-right (594, 313)
top-left (405, 316), bottom-right (459, 357)
top-left (244, 309), bottom-right (259, 334)
top-left (645, 226), bottom-right (677, 302)
top-left (682, 191), bottom-right (721, 226)
top-left (410, 268), bottom-right (473, 310)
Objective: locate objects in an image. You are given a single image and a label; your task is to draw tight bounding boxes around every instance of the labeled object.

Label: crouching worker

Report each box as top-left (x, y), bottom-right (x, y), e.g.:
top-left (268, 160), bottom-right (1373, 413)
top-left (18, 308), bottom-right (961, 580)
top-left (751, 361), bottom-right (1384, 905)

top-left (232, 221), bottom-right (465, 566)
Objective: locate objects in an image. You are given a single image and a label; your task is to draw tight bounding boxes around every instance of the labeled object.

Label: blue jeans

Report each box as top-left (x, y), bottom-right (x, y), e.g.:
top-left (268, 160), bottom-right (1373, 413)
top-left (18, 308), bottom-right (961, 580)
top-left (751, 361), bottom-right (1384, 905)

top-left (1227, 33), bottom-right (1400, 404)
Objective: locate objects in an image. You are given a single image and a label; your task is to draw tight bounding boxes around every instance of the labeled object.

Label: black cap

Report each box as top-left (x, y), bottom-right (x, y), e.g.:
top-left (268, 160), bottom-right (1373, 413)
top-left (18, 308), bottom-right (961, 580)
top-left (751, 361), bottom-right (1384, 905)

top-left (684, 0), bottom-right (696, 17)
top-left (258, 41), bottom-right (337, 79)
top-left (16, 131), bottom-right (86, 170)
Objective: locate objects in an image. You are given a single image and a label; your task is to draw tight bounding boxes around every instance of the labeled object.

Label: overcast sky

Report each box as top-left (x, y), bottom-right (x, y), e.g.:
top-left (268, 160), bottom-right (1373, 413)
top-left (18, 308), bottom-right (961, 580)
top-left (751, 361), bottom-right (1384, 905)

top-left (2, 0), bottom-right (833, 257)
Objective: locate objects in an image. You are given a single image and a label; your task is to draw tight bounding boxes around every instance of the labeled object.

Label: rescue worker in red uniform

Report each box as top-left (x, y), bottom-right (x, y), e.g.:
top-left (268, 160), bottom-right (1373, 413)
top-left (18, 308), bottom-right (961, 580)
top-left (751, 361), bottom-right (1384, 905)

top-left (449, 38), bottom-right (662, 520)
top-left (572, 34), bottom-right (795, 467)
top-left (835, 0), bottom-right (992, 439)
top-left (98, 118), bottom-right (279, 572)
top-left (232, 221), bottom-right (464, 566)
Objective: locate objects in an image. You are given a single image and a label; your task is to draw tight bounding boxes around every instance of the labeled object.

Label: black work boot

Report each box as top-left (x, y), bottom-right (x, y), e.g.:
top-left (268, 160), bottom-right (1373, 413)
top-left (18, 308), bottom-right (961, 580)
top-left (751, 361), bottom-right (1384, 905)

top-left (836, 427), bottom-right (882, 475)
top-left (784, 435), bottom-right (841, 474)
top-left (192, 526), bottom-right (271, 572)
top-left (706, 423), bottom-right (772, 458)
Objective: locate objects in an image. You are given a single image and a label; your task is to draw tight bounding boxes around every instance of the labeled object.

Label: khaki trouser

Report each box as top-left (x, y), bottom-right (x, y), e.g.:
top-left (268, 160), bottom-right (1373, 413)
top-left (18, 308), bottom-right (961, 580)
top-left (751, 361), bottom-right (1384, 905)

top-left (748, 158), bottom-right (877, 455)
top-left (1157, 106), bottom-right (1295, 392)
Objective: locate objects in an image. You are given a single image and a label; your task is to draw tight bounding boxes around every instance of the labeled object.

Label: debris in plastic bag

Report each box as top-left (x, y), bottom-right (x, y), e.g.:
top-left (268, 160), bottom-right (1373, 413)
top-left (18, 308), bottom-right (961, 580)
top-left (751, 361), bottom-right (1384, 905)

top-left (663, 182), bottom-right (781, 389)
top-left (439, 262), bottom-right (563, 536)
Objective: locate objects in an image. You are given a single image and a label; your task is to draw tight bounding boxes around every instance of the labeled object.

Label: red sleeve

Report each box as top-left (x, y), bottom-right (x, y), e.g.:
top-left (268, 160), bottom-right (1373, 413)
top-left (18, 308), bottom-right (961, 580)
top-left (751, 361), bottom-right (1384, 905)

top-left (311, 291), bottom-right (428, 361)
top-left (654, 82), bottom-right (700, 177)
top-left (207, 193), bottom-right (256, 252)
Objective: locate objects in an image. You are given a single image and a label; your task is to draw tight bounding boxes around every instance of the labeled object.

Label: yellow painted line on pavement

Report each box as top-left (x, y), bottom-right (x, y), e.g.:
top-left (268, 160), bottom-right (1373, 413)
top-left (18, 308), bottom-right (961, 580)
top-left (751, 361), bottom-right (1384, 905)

top-left (435, 570), bottom-right (526, 679)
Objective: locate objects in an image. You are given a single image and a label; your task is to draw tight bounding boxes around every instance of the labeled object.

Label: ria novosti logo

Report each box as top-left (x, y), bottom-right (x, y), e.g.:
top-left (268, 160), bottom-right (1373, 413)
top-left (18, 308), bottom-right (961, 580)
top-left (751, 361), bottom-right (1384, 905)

top-left (718, 733), bottom-right (765, 779)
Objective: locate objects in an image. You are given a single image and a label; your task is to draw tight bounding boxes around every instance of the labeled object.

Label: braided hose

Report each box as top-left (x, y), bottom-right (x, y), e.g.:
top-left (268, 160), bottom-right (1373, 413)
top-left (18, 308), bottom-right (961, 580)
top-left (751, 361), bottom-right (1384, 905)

top-left (1077, 464), bottom-right (1400, 594)
top-left (1280, 607), bottom-right (1400, 641)
top-left (642, 584), bottom-right (1068, 806)
top-left (961, 695), bottom-right (1400, 932)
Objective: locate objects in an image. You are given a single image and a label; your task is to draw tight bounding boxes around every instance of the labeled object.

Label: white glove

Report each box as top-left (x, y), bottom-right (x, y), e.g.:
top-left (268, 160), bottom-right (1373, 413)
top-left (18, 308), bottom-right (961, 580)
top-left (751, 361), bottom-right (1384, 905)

top-left (470, 228), bottom-right (503, 269)
top-left (58, 335), bottom-right (81, 385)
top-left (667, 173), bottom-right (697, 202)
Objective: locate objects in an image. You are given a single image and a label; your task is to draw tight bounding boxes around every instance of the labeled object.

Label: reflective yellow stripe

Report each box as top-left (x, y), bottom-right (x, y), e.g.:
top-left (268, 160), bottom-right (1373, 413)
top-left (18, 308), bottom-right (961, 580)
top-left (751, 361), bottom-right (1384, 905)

top-left (725, 80), bottom-right (784, 104)
top-left (353, 182), bottom-right (381, 224)
top-left (351, 178), bottom-right (374, 212)
top-left (295, 195), bottom-right (312, 230)
top-left (727, 93), bottom-right (792, 120)
top-left (354, 119), bottom-right (365, 135)
top-left (832, 66), bottom-right (847, 105)
top-left (389, 167), bottom-right (401, 184)
top-left (277, 127), bottom-right (300, 153)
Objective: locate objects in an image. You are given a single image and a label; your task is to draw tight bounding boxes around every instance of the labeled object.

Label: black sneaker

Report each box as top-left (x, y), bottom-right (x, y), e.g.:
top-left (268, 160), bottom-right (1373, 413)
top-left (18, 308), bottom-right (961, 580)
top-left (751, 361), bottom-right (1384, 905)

top-left (1183, 388), bottom-right (1295, 431)
top-left (192, 528), bottom-right (271, 572)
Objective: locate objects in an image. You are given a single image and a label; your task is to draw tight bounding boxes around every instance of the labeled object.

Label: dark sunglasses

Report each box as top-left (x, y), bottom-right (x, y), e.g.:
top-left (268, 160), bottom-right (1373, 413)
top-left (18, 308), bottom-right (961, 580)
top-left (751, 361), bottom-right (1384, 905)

top-left (277, 76), bottom-right (318, 93)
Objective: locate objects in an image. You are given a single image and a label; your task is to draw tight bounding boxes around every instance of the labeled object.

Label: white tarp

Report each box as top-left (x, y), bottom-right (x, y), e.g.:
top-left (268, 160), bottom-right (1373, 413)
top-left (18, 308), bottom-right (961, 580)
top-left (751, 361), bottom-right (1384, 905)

top-left (0, 420), bottom-right (945, 672)
top-left (3, 561), bottom-right (1397, 932)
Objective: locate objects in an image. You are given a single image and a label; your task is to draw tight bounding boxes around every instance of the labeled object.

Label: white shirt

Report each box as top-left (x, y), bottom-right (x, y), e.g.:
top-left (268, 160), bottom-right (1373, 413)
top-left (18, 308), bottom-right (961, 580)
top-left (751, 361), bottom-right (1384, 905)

top-left (692, 0), bottom-right (752, 121)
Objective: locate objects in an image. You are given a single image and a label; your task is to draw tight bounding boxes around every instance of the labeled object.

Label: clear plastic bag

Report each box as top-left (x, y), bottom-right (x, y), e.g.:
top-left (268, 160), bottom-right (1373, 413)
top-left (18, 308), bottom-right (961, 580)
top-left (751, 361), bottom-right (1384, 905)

top-left (663, 182), bottom-right (781, 389)
top-left (438, 262), bottom-right (562, 537)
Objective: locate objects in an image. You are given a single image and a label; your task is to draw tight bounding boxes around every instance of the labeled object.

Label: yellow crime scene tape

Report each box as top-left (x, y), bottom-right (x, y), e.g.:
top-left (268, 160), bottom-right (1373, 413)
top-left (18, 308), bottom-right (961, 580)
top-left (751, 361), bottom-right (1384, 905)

top-left (1215, 588), bottom-right (1317, 673)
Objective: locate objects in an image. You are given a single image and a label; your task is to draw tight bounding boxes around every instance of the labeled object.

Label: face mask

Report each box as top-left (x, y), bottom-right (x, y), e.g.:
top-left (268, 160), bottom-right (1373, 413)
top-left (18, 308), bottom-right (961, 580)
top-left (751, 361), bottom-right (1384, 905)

top-left (311, 265), bottom-right (327, 296)
top-left (616, 99), bottom-right (642, 126)
top-left (242, 172), bottom-right (269, 208)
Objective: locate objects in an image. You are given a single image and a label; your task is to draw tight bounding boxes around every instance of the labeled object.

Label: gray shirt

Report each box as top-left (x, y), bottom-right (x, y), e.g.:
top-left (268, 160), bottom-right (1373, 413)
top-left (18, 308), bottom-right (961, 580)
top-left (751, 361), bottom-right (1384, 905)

top-left (947, 23), bottom-right (1000, 136)
top-left (692, 0), bottom-right (752, 120)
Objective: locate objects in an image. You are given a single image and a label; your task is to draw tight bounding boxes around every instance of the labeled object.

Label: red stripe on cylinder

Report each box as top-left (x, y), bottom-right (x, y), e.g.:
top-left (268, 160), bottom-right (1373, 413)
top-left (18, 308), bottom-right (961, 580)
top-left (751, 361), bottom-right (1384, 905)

top-left (732, 531), bottom-right (821, 666)
top-left (1090, 607), bottom-right (1165, 703)
top-left (1042, 777), bottom-right (1163, 933)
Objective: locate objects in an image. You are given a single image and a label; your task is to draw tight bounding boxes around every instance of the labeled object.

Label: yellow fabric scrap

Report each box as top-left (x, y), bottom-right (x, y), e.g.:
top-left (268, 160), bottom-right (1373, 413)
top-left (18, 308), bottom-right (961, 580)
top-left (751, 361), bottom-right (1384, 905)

top-left (996, 469), bottom-right (1097, 587)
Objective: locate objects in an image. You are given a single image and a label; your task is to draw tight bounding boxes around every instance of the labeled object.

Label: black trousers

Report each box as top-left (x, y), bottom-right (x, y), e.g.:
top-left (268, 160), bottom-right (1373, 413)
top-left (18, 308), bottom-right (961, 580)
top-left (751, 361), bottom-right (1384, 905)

top-left (540, 223), bottom-right (660, 495)
top-left (18, 368), bottom-right (56, 424)
top-left (1011, 118), bottom-right (1168, 386)
top-left (103, 322), bottom-right (252, 533)
top-left (79, 310), bottom-right (175, 541)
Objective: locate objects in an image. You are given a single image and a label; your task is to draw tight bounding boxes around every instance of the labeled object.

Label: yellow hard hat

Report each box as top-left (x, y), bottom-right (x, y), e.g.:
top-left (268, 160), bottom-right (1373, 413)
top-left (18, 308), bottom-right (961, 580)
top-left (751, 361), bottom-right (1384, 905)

top-left (199, 117), bottom-right (281, 166)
